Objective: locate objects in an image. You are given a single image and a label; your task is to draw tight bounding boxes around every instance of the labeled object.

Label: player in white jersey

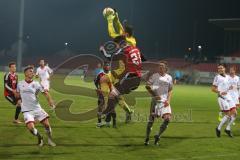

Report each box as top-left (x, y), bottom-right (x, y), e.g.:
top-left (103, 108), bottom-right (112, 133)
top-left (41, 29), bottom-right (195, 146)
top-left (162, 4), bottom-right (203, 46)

top-left (36, 59), bottom-right (53, 92)
top-left (16, 66), bottom-right (56, 147)
top-left (144, 61), bottom-right (173, 146)
top-left (228, 66), bottom-right (240, 107)
top-left (212, 64), bottom-right (237, 138)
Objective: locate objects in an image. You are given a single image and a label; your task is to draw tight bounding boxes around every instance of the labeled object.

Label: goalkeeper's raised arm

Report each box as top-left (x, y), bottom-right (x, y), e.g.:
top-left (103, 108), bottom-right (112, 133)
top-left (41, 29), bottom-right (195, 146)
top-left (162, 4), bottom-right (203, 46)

top-left (105, 9), bottom-right (136, 47)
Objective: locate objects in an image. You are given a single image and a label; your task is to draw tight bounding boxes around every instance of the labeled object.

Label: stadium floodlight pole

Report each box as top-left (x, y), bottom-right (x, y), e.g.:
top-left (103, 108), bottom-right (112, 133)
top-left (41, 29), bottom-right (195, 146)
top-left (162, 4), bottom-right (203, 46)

top-left (17, 0), bottom-right (25, 71)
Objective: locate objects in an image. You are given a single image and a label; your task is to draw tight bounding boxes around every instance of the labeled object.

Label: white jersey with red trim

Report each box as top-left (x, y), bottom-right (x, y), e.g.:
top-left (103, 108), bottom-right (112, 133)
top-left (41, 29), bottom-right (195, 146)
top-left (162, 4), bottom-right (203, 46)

top-left (228, 75), bottom-right (240, 98)
top-left (17, 80), bottom-right (44, 112)
top-left (147, 73), bottom-right (173, 101)
top-left (36, 66), bottom-right (52, 81)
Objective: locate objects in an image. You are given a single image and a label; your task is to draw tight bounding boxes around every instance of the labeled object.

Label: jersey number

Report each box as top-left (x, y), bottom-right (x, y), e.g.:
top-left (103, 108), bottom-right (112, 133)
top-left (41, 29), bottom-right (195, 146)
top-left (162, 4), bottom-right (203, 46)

top-left (130, 52), bottom-right (141, 65)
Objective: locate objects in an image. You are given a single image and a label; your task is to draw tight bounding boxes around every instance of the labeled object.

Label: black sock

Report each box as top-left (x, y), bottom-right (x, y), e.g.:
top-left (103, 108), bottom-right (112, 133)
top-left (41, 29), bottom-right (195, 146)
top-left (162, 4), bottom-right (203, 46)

top-left (15, 106), bottom-right (21, 120)
top-left (30, 128), bottom-right (42, 139)
top-left (146, 121), bottom-right (153, 139)
top-left (98, 118), bottom-right (101, 123)
top-left (111, 112), bottom-right (117, 125)
top-left (105, 113), bottom-right (111, 123)
top-left (158, 120), bottom-right (169, 136)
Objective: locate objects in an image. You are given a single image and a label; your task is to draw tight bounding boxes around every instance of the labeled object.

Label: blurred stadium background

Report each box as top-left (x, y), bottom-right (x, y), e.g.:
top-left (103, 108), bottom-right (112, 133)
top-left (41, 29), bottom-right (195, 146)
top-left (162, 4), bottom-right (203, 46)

top-left (1, 0), bottom-right (240, 84)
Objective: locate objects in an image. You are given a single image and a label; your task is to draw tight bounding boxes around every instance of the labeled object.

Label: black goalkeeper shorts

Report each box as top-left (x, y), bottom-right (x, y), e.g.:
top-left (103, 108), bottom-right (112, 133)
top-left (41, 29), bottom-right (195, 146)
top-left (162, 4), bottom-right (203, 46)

top-left (115, 73), bottom-right (141, 95)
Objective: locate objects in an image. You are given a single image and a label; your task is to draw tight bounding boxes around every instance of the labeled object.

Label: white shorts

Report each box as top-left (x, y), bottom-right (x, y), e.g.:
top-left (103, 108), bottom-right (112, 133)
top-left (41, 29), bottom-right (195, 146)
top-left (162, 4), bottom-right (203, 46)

top-left (154, 102), bottom-right (171, 118)
top-left (23, 109), bottom-right (49, 124)
top-left (231, 96), bottom-right (239, 106)
top-left (41, 80), bottom-right (50, 91)
top-left (218, 97), bottom-right (236, 112)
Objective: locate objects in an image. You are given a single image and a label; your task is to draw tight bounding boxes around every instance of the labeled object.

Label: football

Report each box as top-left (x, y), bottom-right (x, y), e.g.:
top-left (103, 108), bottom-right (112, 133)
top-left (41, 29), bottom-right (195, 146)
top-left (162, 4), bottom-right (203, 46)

top-left (103, 7), bottom-right (115, 18)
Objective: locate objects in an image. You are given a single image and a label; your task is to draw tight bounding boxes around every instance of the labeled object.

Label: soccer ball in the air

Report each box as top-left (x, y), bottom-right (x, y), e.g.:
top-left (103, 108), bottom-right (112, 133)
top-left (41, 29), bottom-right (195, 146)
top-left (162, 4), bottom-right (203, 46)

top-left (103, 7), bottom-right (115, 18)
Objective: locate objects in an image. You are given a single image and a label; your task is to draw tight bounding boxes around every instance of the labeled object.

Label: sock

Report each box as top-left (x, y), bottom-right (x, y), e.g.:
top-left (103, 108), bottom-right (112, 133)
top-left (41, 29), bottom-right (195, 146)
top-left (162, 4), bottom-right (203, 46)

top-left (157, 120), bottom-right (169, 137)
top-left (226, 115), bottom-right (236, 130)
top-left (30, 128), bottom-right (41, 139)
top-left (45, 126), bottom-right (52, 139)
top-left (146, 121), bottom-right (154, 139)
top-left (97, 112), bottom-right (102, 123)
top-left (105, 113), bottom-right (111, 123)
top-left (111, 112), bottom-right (117, 126)
top-left (15, 106), bottom-right (21, 120)
top-left (118, 97), bottom-right (131, 114)
top-left (217, 115), bottom-right (229, 130)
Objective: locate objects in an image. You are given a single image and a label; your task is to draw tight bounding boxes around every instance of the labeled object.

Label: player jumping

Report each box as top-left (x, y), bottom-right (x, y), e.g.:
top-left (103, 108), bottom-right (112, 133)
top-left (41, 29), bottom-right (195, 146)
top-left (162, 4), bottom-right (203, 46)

top-left (36, 59), bottom-right (53, 92)
top-left (101, 36), bottom-right (142, 123)
top-left (212, 64), bottom-right (237, 138)
top-left (144, 61), bottom-right (173, 146)
top-left (4, 62), bottom-right (22, 124)
top-left (16, 66), bottom-right (56, 146)
top-left (106, 8), bottom-right (136, 47)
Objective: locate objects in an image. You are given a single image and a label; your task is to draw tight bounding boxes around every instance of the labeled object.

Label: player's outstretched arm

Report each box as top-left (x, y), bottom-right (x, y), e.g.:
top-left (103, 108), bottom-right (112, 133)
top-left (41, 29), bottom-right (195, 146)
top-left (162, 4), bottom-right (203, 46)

top-left (107, 14), bottom-right (120, 38)
top-left (113, 10), bottom-right (124, 35)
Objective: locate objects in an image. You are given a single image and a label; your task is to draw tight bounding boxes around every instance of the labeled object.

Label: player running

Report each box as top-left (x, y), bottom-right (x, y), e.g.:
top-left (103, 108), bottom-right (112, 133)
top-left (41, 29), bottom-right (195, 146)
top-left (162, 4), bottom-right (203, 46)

top-left (144, 61), bottom-right (173, 146)
top-left (36, 59), bottom-right (53, 92)
top-left (212, 64), bottom-right (237, 138)
top-left (4, 62), bottom-right (22, 124)
top-left (16, 66), bottom-right (56, 146)
top-left (228, 66), bottom-right (240, 108)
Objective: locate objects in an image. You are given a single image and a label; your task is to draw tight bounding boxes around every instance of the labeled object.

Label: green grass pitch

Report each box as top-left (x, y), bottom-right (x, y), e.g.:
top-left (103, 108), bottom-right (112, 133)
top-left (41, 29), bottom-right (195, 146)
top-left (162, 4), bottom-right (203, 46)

top-left (0, 72), bottom-right (240, 160)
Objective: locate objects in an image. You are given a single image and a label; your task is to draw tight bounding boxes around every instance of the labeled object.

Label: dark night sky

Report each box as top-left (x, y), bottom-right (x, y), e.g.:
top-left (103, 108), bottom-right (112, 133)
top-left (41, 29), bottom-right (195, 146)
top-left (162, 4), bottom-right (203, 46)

top-left (0, 0), bottom-right (240, 60)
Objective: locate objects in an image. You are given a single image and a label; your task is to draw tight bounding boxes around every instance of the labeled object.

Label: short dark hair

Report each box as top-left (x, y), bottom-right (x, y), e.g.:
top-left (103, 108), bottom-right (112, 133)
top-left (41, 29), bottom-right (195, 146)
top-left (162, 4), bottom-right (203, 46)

top-left (24, 65), bottom-right (34, 73)
top-left (124, 24), bottom-right (134, 37)
top-left (8, 62), bottom-right (16, 68)
top-left (113, 36), bottom-right (126, 44)
top-left (218, 63), bottom-right (226, 68)
top-left (103, 61), bottom-right (110, 66)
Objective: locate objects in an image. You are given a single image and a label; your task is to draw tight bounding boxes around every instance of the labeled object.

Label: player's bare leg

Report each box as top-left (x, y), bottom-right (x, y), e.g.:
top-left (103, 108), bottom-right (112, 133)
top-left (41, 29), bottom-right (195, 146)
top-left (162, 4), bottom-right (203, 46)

top-left (26, 122), bottom-right (43, 147)
top-left (225, 108), bottom-right (237, 137)
top-left (154, 114), bottom-right (171, 146)
top-left (41, 118), bottom-right (56, 146)
top-left (216, 111), bottom-right (231, 137)
top-left (13, 100), bottom-right (22, 124)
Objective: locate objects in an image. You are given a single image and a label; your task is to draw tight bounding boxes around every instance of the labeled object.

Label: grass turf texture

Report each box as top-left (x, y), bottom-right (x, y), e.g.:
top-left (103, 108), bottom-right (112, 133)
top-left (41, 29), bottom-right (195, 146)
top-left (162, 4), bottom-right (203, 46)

top-left (0, 72), bottom-right (240, 160)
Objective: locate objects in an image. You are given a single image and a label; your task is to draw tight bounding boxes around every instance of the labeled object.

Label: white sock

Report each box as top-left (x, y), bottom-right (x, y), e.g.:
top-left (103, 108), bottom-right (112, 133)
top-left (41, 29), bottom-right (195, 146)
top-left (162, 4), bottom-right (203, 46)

top-left (219, 112), bottom-right (223, 117)
top-left (226, 116), bottom-right (236, 131)
top-left (217, 115), bottom-right (229, 130)
top-left (33, 128), bottom-right (38, 135)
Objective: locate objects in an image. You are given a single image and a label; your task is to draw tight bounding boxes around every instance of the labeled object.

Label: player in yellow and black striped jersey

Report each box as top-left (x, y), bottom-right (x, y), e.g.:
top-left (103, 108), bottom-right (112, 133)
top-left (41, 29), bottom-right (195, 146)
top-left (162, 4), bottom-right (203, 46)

top-left (94, 61), bottom-right (134, 127)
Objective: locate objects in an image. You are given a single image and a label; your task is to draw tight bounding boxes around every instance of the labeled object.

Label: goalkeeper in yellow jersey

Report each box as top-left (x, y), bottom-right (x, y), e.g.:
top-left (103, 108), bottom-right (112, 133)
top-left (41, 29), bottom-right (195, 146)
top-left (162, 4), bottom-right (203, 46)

top-left (106, 9), bottom-right (136, 47)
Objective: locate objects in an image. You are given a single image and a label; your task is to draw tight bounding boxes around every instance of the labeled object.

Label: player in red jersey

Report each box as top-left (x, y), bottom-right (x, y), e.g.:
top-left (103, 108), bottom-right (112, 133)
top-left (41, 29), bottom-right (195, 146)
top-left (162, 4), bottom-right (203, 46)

top-left (101, 36), bottom-right (142, 116)
top-left (4, 62), bottom-right (22, 124)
